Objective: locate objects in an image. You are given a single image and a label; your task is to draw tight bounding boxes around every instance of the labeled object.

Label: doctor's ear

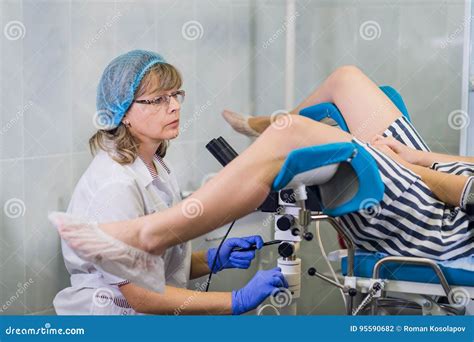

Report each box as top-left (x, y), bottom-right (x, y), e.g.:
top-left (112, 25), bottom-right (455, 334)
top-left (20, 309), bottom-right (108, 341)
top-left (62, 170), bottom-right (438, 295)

top-left (123, 119), bottom-right (132, 128)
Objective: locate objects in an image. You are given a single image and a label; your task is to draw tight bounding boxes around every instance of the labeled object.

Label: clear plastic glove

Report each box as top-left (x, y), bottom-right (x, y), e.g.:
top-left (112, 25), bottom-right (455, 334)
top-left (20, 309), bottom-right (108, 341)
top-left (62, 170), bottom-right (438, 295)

top-left (48, 212), bottom-right (165, 293)
top-left (207, 235), bottom-right (264, 273)
top-left (221, 110), bottom-right (260, 137)
top-left (231, 267), bottom-right (289, 315)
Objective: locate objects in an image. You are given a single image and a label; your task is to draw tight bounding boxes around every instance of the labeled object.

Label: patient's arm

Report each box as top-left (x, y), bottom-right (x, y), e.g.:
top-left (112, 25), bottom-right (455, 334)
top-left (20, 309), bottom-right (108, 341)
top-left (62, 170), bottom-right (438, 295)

top-left (408, 165), bottom-right (468, 207)
top-left (415, 151), bottom-right (474, 167)
top-left (375, 144), bottom-right (468, 207)
top-left (120, 283), bottom-right (231, 315)
top-left (373, 135), bottom-right (474, 167)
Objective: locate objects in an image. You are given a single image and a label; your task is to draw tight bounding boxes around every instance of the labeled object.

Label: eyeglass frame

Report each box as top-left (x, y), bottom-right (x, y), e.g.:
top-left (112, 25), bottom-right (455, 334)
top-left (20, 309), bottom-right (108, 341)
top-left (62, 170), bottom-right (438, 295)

top-left (133, 90), bottom-right (186, 107)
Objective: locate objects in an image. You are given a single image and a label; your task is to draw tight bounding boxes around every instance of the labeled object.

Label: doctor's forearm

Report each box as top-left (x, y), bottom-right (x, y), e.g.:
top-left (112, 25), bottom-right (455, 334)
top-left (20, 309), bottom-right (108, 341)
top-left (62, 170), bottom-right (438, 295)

top-left (120, 284), bottom-right (232, 315)
top-left (190, 251), bottom-right (211, 279)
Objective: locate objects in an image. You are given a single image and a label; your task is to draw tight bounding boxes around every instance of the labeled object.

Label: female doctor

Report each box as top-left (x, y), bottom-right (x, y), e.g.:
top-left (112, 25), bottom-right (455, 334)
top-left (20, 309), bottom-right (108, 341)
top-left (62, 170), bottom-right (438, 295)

top-left (53, 50), bottom-right (288, 315)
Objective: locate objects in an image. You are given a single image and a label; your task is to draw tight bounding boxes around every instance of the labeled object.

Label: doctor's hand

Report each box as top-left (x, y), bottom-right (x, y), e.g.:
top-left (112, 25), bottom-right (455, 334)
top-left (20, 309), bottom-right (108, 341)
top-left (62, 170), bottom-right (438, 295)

top-left (207, 235), bottom-right (264, 273)
top-left (231, 267), bottom-right (289, 315)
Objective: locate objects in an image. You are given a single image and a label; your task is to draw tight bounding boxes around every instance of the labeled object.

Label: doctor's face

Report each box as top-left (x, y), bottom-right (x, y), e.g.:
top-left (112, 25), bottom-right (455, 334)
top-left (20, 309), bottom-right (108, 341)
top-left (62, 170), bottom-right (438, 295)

top-left (124, 63), bottom-right (183, 143)
top-left (126, 88), bottom-right (183, 142)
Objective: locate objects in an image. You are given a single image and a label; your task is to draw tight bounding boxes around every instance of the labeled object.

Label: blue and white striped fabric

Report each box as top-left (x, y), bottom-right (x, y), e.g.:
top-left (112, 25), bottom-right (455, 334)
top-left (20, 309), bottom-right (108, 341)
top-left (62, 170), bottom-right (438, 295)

top-left (431, 161), bottom-right (474, 210)
top-left (339, 116), bottom-right (474, 261)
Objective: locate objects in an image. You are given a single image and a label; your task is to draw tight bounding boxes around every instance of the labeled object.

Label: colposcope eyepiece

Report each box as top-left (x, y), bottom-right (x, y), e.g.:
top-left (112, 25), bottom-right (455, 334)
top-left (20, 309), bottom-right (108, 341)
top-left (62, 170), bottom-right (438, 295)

top-left (278, 242), bottom-right (295, 258)
top-left (276, 214), bottom-right (295, 231)
top-left (205, 137), bottom-right (238, 166)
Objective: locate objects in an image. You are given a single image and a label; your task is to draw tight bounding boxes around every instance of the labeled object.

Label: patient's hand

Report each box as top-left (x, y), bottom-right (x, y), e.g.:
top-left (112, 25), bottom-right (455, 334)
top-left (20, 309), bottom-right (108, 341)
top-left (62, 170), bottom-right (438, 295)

top-left (371, 135), bottom-right (422, 165)
top-left (372, 140), bottom-right (423, 177)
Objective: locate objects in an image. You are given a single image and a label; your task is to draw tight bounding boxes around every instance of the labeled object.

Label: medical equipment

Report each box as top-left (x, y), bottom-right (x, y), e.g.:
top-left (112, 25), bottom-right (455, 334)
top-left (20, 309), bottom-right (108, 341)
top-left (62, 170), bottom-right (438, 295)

top-left (233, 239), bottom-right (282, 252)
top-left (207, 236), bottom-right (264, 273)
top-left (272, 86), bottom-right (473, 316)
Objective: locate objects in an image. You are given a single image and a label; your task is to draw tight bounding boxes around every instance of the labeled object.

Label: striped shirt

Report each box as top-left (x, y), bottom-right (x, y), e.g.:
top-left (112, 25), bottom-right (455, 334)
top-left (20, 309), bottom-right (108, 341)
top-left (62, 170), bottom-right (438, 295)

top-left (339, 117), bottom-right (473, 261)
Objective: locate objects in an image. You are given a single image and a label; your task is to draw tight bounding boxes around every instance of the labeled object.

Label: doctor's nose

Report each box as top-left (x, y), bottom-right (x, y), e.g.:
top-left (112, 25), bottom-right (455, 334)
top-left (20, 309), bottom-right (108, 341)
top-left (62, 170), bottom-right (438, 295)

top-left (168, 96), bottom-right (181, 113)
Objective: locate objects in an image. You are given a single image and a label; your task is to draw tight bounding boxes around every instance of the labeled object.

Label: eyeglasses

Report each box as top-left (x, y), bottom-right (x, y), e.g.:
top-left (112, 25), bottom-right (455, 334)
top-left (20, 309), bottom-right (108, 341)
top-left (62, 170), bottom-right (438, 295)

top-left (133, 90), bottom-right (185, 107)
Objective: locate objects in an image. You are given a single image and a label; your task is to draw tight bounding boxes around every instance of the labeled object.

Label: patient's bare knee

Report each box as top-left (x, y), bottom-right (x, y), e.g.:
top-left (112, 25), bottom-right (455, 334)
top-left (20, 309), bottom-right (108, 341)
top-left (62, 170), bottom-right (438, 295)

top-left (329, 65), bottom-right (364, 87)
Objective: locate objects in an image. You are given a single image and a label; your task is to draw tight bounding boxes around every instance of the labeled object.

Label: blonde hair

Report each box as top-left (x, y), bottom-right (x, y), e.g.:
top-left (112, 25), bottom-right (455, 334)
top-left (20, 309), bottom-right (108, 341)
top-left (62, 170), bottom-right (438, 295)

top-left (89, 63), bottom-right (183, 165)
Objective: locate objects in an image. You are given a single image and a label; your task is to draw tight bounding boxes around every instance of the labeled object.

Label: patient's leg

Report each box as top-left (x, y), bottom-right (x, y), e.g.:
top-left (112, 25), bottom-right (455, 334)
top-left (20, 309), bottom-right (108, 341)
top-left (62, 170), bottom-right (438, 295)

top-left (224, 65), bottom-right (402, 143)
top-left (52, 116), bottom-right (351, 257)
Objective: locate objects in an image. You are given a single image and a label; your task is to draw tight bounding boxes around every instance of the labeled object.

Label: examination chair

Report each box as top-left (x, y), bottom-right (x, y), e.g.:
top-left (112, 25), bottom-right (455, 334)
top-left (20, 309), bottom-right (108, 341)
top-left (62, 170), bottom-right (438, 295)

top-left (270, 86), bottom-right (474, 315)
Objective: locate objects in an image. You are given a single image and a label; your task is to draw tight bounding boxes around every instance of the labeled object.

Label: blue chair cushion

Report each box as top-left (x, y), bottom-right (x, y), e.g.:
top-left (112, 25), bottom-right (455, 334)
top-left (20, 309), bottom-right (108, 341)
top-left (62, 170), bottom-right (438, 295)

top-left (272, 140), bottom-right (384, 217)
top-left (299, 85), bottom-right (411, 133)
top-left (341, 252), bottom-right (474, 287)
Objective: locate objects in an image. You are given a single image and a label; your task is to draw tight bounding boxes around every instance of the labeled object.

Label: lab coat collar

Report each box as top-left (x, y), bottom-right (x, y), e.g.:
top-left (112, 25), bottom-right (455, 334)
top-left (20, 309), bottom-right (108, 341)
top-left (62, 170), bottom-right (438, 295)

top-left (128, 156), bottom-right (155, 188)
top-left (126, 154), bottom-right (181, 208)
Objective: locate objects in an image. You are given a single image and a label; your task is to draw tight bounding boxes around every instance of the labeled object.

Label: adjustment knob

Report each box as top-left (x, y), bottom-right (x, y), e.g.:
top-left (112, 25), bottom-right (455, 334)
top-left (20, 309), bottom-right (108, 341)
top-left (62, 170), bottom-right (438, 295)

top-left (276, 214), bottom-right (295, 231)
top-left (291, 228), bottom-right (300, 236)
top-left (308, 267), bottom-right (316, 276)
top-left (278, 242), bottom-right (295, 258)
top-left (280, 189), bottom-right (296, 204)
top-left (303, 232), bottom-right (314, 241)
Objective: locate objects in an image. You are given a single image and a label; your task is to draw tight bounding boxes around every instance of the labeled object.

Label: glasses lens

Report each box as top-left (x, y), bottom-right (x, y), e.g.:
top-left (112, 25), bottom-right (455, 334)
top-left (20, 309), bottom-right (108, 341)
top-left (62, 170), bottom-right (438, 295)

top-left (148, 96), bottom-right (165, 106)
top-left (171, 90), bottom-right (185, 104)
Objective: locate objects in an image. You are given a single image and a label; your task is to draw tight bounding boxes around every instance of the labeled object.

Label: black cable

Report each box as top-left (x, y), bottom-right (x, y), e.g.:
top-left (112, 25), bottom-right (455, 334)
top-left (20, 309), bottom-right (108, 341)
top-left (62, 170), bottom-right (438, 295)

top-left (205, 220), bottom-right (236, 292)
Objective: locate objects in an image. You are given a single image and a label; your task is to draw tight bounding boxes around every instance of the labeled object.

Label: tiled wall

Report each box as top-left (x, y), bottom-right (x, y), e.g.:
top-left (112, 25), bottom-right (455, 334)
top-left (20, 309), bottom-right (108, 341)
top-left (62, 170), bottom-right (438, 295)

top-left (0, 0), bottom-right (466, 315)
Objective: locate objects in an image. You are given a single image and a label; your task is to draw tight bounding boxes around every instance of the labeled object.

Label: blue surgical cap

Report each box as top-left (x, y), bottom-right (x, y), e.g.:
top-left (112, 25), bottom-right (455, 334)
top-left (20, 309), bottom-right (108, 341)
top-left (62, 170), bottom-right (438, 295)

top-left (96, 50), bottom-right (166, 129)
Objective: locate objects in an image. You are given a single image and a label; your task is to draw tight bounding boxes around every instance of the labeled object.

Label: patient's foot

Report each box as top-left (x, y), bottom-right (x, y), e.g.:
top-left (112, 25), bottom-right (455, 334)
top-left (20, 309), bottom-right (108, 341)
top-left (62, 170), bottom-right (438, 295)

top-left (221, 110), bottom-right (261, 137)
top-left (48, 212), bottom-right (165, 292)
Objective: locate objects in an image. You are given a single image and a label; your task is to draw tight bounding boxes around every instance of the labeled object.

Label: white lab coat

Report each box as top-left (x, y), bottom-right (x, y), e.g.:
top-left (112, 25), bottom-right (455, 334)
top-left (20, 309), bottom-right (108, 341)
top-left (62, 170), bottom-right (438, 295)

top-left (54, 150), bottom-right (191, 315)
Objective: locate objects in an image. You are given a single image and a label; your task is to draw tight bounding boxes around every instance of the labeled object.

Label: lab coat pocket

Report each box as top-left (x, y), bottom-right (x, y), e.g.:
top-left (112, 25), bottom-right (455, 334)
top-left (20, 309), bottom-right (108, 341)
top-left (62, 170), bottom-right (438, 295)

top-left (90, 287), bottom-right (137, 315)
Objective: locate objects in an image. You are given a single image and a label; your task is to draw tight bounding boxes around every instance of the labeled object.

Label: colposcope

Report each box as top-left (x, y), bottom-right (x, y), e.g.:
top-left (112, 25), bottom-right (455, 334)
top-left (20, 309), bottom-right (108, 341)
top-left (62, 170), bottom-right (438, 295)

top-left (206, 137), bottom-right (334, 314)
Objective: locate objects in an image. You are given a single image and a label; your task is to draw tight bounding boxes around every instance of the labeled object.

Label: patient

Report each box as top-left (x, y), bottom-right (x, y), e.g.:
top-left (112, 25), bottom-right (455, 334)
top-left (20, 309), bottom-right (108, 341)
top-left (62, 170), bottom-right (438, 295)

top-left (50, 65), bottom-right (474, 287)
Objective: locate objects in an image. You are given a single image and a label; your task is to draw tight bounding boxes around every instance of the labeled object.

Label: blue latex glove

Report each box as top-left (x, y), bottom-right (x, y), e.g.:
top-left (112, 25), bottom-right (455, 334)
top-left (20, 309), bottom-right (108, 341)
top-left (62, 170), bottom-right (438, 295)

top-left (231, 267), bottom-right (289, 315)
top-left (207, 235), bottom-right (264, 273)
